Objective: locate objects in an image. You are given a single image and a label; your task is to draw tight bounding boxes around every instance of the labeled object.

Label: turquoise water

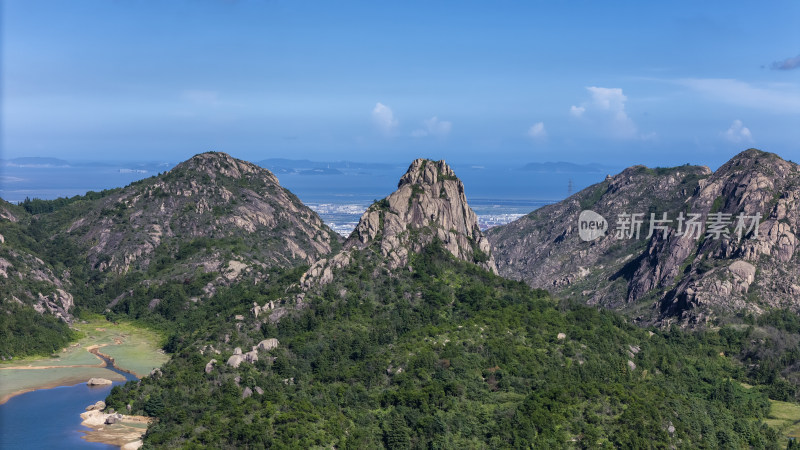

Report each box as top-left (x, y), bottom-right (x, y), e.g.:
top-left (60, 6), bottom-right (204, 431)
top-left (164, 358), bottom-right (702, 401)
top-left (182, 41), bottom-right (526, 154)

top-left (0, 355), bottom-right (138, 449)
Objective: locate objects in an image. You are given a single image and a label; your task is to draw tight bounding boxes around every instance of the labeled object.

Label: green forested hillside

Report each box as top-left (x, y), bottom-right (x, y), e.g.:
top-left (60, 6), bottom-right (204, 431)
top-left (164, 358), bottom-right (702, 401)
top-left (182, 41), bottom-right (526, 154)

top-left (0, 152), bottom-right (340, 358)
top-left (3, 154), bottom-right (800, 448)
top-left (106, 243), bottom-right (788, 448)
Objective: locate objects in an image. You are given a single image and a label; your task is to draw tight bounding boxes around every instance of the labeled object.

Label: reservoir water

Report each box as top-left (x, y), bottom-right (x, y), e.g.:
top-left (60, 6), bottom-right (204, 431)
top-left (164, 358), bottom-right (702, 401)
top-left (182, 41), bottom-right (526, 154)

top-left (0, 354), bottom-right (138, 449)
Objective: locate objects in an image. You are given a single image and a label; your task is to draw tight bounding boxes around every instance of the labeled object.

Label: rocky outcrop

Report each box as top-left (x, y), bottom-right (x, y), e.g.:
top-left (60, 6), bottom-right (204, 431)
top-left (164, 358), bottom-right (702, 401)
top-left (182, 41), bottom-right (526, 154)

top-left (80, 406), bottom-right (152, 448)
top-left (226, 339), bottom-right (279, 368)
top-left (251, 301), bottom-right (276, 318)
top-left (33, 289), bottom-right (74, 323)
top-left (489, 149), bottom-right (800, 326)
top-left (244, 350), bottom-right (258, 364)
top-left (0, 212), bottom-right (77, 323)
top-left (226, 354), bottom-right (245, 368)
top-left (256, 338), bottom-right (279, 352)
top-left (302, 159), bottom-right (496, 288)
top-left (87, 377), bottom-right (113, 386)
top-left (86, 400), bottom-right (106, 411)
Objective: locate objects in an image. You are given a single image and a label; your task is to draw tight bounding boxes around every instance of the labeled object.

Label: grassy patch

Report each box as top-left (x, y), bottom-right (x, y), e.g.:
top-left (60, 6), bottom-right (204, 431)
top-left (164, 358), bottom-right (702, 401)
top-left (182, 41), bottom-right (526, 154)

top-left (766, 399), bottom-right (800, 438)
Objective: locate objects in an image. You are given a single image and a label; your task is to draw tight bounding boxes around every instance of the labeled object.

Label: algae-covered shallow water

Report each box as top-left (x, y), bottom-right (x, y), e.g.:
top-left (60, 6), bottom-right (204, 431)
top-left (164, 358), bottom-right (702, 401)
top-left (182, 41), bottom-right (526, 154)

top-left (0, 318), bottom-right (168, 448)
top-left (0, 317), bottom-right (168, 404)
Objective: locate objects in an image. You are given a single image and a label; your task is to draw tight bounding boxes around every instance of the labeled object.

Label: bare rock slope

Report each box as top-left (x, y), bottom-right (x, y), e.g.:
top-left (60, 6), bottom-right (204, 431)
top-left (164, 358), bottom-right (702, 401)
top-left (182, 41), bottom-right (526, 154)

top-left (0, 200), bottom-right (76, 323)
top-left (488, 149), bottom-right (800, 326)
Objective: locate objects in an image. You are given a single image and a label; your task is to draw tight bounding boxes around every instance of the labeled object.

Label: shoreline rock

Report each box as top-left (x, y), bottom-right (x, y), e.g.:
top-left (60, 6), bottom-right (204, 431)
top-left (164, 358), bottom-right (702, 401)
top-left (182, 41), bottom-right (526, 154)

top-left (86, 377), bottom-right (113, 386)
top-left (85, 400), bottom-right (106, 411)
top-left (80, 406), bottom-right (153, 448)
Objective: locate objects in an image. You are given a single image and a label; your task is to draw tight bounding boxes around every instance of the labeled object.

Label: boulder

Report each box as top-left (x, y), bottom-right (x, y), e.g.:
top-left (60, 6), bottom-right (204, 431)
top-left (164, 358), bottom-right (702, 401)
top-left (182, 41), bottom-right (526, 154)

top-left (205, 359), bottom-right (217, 374)
top-left (87, 377), bottom-right (113, 386)
top-left (254, 386), bottom-right (264, 395)
top-left (256, 338), bottom-right (279, 352)
top-left (244, 350), bottom-right (258, 363)
top-left (728, 260), bottom-right (756, 286)
top-left (242, 387), bottom-right (253, 399)
top-left (79, 410), bottom-right (107, 427)
top-left (85, 400), bottom-right (106, 411)
top-left (233, 347), bottom-right (242, 355)
top-left (226, 354), bottom-right (245, 368)
top-left (105, 413), bottom-right (124, 424)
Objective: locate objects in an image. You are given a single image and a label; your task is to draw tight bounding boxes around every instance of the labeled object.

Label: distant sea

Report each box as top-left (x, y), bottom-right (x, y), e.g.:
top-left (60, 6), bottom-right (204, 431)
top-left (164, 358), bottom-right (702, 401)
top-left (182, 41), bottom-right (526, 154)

top-left (0, 159), bottom-right (617, 235)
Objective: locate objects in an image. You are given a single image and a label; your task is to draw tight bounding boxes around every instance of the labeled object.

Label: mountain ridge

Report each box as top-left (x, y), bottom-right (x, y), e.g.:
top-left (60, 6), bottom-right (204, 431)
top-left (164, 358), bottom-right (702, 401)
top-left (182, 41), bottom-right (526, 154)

top-left (488, 148), bottom-right (800, 326)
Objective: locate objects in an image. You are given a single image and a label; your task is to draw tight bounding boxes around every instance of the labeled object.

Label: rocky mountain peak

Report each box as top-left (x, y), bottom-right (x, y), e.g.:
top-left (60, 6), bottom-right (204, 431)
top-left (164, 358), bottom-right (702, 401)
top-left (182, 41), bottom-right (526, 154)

top-left (171, 151), bottom-right (279, 183)
top-left (724, 148), bottom-right (779, 166)
top-left (488, 148), bottom-right (800, 327)
top-left (302, 159), bottom-right (497, 288)
top-left (397, 158), bottom-right (458, 188)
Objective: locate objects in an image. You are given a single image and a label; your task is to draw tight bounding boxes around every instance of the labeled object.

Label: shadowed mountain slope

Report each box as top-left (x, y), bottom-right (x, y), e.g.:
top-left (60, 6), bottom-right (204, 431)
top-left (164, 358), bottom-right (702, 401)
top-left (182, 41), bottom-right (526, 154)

top-left (488, 149), bottom-right (800, 326)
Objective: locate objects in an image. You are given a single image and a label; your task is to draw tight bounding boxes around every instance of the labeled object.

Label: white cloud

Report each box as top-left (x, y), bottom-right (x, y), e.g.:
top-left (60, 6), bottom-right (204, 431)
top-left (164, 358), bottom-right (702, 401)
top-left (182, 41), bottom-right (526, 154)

top-left (412, 116), bottom-right (452, 138)
top-left (677, 78), bottom-right (800, 114)
top-left (587, 86), bottom-right (626, 110)
top-left (722, 119), bottom-right (754, 143)
top-left (372, 102), bottom-right (398, 134)
top-left (569, 105), bottom-right (585, 117)
top-left (571, 86), bottom-right (638, 139)
top-left (527, 122), bottom-right (547, 139)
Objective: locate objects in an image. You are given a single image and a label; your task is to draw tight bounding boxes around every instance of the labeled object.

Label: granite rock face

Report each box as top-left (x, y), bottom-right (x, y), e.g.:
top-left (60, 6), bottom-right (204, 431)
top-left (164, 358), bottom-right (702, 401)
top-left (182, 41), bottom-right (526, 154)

top-left (0, 201), bottom-right (77, 324)
top-left (489, 149), bottom-right (800, 326)
top-left (302, 159), bottom-right (496, 288)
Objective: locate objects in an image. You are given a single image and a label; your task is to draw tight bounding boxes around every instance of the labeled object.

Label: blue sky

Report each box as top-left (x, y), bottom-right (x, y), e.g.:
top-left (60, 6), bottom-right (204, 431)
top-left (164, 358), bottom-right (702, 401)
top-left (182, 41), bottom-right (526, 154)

top-left (2, 1), bottom-right (799, 168)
